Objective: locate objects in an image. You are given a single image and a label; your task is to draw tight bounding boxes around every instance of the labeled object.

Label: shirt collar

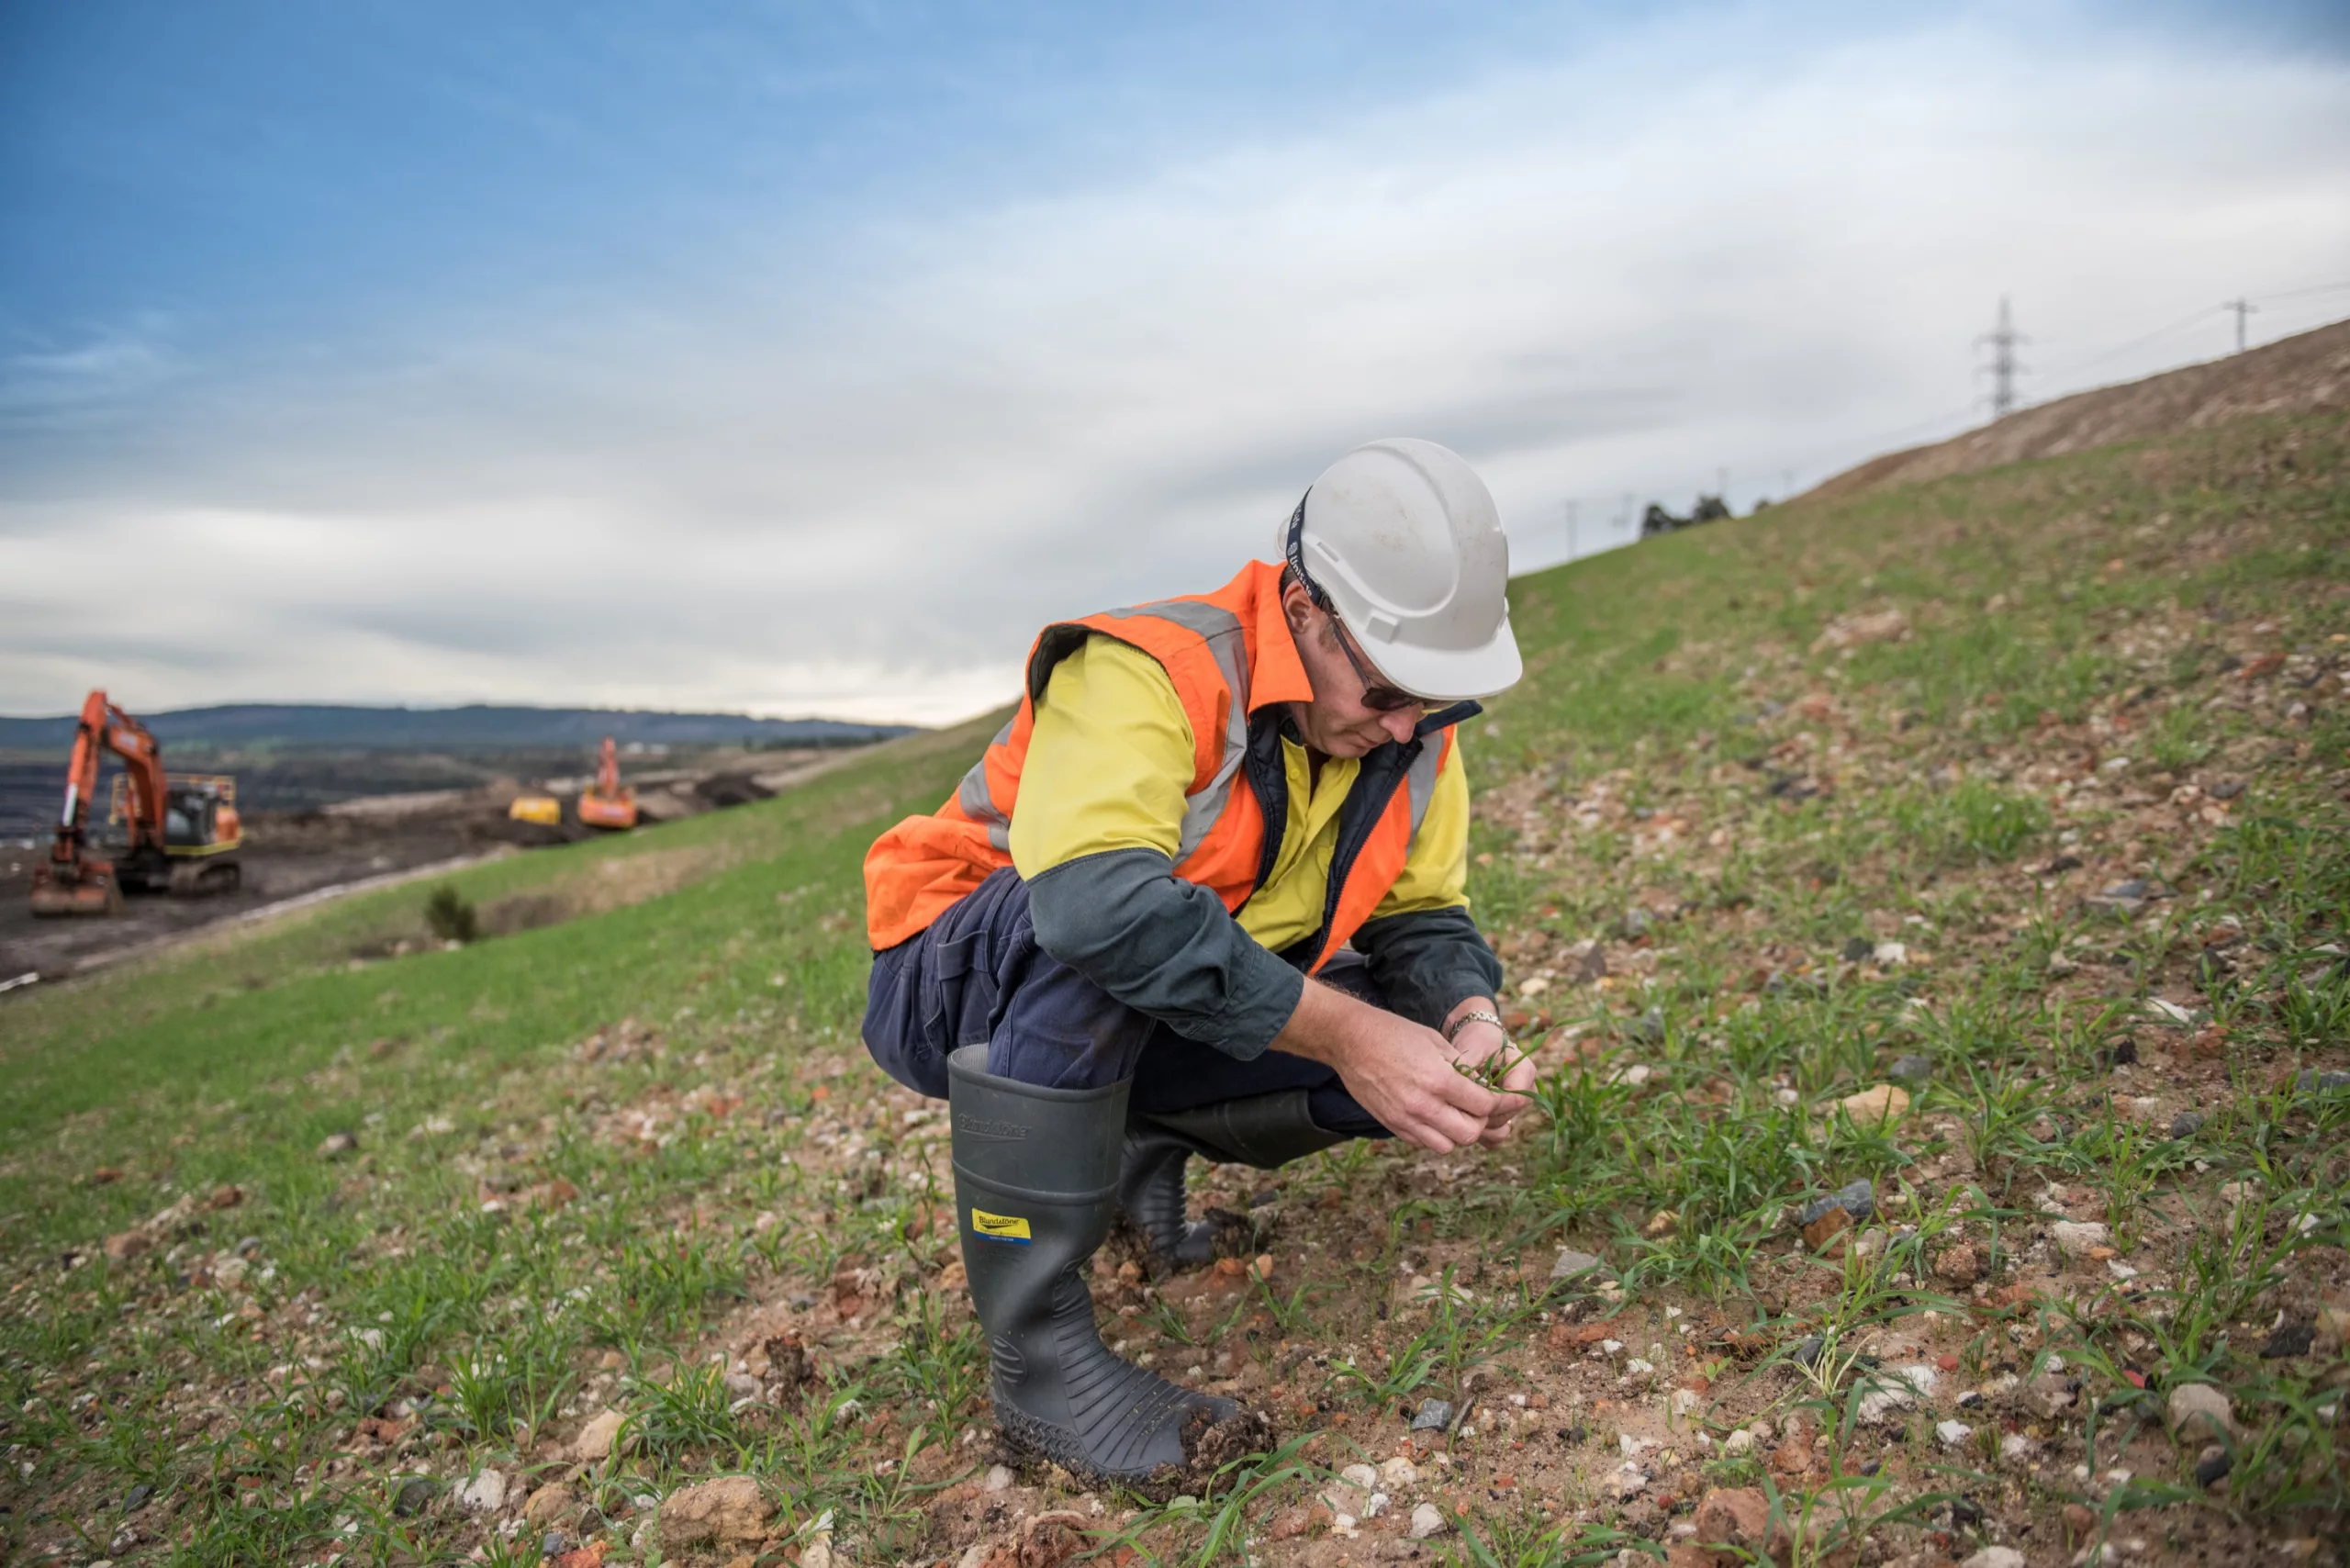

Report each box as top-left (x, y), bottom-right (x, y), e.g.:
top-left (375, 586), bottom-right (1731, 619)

top-left (1239, 558), bottom-right (1315, 712)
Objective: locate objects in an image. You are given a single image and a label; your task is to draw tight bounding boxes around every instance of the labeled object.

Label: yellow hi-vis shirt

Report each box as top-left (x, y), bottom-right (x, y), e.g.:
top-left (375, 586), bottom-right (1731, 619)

top-left (1007, 634), bottom-right (1472, 952)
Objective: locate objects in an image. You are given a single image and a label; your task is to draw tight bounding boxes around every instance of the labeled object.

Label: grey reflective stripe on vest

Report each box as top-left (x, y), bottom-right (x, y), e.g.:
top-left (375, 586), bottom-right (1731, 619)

top-left (1404, 736), bottom-right (1442, 846)
top-left (1096, 599), bottom-right (1251, 865)
top-left (954, 718), bottom-right (1018, 851)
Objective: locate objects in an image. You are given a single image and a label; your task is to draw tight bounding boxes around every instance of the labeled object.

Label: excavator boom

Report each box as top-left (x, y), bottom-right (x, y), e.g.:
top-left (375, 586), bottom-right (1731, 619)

top-left (28, 690), bottom-right (242, 917)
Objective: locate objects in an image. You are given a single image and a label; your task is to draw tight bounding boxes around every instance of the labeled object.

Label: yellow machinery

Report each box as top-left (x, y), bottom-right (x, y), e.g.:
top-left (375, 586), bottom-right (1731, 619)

top-left (508, 794), bottom-right (562, 826)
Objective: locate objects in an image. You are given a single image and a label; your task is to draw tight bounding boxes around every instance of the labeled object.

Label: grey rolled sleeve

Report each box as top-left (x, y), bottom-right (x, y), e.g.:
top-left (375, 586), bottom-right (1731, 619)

top-left (1025, 847), bottom-right (1305, 1059)
top-left (1349, 906), bottom-right (1505, 1030)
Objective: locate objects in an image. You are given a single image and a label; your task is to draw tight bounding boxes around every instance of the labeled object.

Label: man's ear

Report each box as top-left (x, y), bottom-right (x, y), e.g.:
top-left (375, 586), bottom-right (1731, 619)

top-left (1281, 578), bottom-right (1317, 633)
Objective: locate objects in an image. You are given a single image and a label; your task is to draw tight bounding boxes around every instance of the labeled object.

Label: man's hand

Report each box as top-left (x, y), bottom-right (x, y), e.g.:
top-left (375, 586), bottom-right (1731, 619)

top-left (1441, 1003), bottom-right (1537, 1147)
top-left (1273, 982), bottom-right (1501, 1152)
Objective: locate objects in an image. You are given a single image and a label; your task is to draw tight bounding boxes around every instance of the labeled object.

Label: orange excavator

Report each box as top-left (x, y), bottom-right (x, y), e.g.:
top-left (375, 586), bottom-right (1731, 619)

top-left (576, 735), bottom-right (638, 831)
top-left (28, 690), bottom-right (244, 917)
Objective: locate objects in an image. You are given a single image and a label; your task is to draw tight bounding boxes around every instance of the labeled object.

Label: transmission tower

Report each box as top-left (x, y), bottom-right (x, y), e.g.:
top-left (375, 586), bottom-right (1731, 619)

top-left (1976, 296), bottom-right (2028, 420)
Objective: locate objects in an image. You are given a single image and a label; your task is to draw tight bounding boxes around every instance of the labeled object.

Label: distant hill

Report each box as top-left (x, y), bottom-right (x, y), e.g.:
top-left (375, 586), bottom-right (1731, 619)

top-left (1807, 316), bottom-right (2350, 500)
top-left (0, 703), bottom-right (914, 754)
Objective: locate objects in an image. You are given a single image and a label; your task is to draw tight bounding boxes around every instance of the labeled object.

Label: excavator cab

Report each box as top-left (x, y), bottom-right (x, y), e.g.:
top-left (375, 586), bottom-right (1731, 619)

top-left (109, 774), bottom-right (244, 894)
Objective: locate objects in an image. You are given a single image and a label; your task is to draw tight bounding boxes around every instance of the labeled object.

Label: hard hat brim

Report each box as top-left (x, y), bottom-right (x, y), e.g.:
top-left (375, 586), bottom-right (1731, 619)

top-left (1344, 614), bottom-right (1524, 705)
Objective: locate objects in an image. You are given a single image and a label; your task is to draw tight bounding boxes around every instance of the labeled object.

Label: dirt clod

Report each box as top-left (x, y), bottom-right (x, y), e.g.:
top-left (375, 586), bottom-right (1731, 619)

top-left (1691, 1487), bottom-right (1782, 1563)
top-left (658, 1474), bottom-right (767, 1547)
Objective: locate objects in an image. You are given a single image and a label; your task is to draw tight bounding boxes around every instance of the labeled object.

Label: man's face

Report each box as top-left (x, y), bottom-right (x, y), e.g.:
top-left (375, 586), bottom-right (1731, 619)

top-left (1280, 580), bottom-right (1427, 757)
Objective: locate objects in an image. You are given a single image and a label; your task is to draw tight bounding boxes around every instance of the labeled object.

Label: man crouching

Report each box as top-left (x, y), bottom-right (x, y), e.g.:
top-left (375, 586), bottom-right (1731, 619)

top-left (858, 439), bottom-right (1532, 1484)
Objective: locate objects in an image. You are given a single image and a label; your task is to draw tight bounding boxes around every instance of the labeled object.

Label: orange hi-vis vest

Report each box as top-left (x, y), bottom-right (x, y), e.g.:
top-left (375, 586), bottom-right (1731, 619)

top-left (863, 560), bottom-right (1465, 973)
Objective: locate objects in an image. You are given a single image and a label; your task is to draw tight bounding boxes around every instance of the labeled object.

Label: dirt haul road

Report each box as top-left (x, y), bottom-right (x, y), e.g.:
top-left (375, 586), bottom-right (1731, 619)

top-left (0, 752), bottom-right (843, 986)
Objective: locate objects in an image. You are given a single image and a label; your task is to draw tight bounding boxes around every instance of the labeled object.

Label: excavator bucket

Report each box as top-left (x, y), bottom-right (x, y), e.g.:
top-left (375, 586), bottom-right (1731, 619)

top-left (28, 870), bottom-right (121, 918)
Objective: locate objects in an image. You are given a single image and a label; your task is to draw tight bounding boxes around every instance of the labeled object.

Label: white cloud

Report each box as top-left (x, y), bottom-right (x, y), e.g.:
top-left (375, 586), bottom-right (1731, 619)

top-left (3, 9), bottom-right (2345, 722)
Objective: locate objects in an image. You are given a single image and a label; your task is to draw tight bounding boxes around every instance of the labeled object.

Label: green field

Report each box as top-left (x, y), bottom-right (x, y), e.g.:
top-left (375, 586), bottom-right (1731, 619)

top-left (3, 414), bottom-right (2344, 1567)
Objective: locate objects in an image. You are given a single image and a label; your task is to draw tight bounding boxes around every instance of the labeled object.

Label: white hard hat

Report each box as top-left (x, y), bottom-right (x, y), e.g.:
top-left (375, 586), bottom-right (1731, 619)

top-left (1278, 437), bottom-right (1522, 702)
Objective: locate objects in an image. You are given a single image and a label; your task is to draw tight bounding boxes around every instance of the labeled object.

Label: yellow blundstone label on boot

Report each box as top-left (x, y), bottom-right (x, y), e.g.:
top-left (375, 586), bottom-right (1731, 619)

top-left (969, 1208), bottom-right (1032, 1243)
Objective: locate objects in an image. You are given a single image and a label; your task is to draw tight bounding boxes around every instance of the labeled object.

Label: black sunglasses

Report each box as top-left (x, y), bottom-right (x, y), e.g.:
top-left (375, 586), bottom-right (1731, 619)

top-left (1325, 612), bottom-right (1439, 713)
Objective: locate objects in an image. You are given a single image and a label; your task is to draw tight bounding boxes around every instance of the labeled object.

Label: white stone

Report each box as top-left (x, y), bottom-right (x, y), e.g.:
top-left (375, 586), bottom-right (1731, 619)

top-left (1936, 1419), bottom-right (1974, 1448)
top-left (1549, 1249), bottom-right (1605, 1282)
top-left (1378, 1456), bottom-right (1418, 1487)
top-left (1852, 1372), bottom-right (1927, 1419)
top-left (2052, 1221), bottom-right (2110, 1258)
top-left (2165, 1383), bottom-right (2233, 1440)
top-left (1856, 1391), bottom-right (1908, 1424)
top-left (1722, 1428), bottom-right (1755, 1455)
top-left (456, 1470), bottom-right (507, 1514)
top-left (1340, 1462), bottom-right (1379, 1489)
top-left (1962, 1550), bottom-right (2026, 1568)
top-left (983, 1464), bottom-right (1015, 1493)
top-left (1895, 1364), bottom-right (1938, 1396)
top-left (1408, 1503), bottom-right (1448, 1540)
top-left (2001, 1433), bottom-right (2040, 1463)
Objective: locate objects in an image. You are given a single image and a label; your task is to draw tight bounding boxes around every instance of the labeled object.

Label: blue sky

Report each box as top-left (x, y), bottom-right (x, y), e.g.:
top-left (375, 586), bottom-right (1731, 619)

top-left (4, 2), bottom-right (2347, 722)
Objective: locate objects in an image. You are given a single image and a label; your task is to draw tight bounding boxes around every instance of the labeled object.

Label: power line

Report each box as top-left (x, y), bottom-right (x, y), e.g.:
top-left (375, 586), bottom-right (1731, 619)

top-left (2040, 280), bottom-right (2350, 381)
top-left (2038, 304), bottom-right (2221, 380)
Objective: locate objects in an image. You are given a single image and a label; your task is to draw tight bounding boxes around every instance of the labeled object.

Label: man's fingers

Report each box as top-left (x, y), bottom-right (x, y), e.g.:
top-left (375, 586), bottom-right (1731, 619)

top-left (1391, 1106), bottom-right (1459, 1153)
top-left (1433, 1068), bottom-right (1502, 1118)
top-left (1416, 1096), bottom-right (1489, 1151)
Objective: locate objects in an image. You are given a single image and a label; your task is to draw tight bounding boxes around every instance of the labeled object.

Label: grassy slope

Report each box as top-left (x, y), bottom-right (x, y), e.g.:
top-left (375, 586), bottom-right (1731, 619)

top-left (1, 414), bottom-right (2344, 1566)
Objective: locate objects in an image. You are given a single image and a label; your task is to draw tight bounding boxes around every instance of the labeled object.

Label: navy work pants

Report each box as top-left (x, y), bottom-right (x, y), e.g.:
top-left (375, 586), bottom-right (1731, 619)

top-left (861, 868), bottom-right (1389, 1137)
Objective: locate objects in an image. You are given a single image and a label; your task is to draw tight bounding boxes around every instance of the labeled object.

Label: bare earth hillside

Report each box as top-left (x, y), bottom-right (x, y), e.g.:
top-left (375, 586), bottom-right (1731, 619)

top-left (1, 416), bottom-right (2343, 1566)
top-left (1809, 318), bottom-right (2350, 500)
